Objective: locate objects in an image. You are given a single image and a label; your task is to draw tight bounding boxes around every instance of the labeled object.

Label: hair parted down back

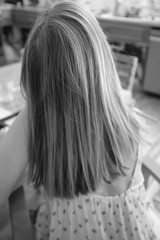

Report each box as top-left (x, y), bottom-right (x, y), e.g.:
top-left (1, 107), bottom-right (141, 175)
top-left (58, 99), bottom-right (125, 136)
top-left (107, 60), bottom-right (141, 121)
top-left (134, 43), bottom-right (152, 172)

top-left (21, 0), bottom-right (141, 199)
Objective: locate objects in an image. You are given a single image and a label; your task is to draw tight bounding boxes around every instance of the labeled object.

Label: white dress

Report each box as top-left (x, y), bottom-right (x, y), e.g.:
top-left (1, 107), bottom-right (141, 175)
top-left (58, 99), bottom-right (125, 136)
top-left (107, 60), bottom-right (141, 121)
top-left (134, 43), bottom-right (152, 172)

top-left (35, 158), bottom-right (157, 240)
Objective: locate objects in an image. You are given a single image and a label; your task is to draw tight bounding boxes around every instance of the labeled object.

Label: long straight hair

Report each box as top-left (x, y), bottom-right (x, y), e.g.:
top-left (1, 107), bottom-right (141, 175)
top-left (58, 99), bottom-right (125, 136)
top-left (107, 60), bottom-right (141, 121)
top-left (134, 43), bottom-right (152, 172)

top-left (21, 1), bottom-right (142, 198)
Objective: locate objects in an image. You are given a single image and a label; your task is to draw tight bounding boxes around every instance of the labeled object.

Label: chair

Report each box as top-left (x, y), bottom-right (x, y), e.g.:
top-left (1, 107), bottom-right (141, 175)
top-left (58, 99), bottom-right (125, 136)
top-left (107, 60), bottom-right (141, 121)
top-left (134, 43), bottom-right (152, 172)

top-left (9, 186), bottom-right (35, 240)
top-left (8, 179), bottom-right (42, 240)
top-left (141, 135), bottom-right (160, 236)
top-left (142, 135), bottom-right (160, 188)
top-left (115, 53), bottom-right (138, 92)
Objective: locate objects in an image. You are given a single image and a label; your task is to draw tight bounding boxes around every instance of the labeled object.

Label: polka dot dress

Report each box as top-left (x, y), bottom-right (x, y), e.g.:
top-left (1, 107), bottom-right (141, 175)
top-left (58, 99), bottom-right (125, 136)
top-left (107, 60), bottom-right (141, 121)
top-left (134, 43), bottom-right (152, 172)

top-left (35, 178), bottom-right (157, 240)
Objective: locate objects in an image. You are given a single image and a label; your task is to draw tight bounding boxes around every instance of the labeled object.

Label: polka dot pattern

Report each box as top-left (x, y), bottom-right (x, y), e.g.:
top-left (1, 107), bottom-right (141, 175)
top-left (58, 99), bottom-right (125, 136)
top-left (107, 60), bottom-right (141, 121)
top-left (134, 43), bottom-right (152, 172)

top-left (35, 182), bottom-right (157, 240)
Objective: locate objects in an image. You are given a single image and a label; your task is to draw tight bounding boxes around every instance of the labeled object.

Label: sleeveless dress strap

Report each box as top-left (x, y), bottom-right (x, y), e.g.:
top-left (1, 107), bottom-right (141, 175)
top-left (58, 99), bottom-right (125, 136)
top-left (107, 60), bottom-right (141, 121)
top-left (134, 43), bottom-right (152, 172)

top-left (127, 147), bottom-right (140, 189)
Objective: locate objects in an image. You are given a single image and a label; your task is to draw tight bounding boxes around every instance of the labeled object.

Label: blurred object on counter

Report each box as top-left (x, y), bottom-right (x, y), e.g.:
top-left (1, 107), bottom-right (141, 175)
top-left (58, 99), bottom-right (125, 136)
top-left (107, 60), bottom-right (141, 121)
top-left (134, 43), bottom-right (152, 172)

top-left (81, 0), bottom-right (117, 16)
top-left (140, 0), bottom-right (160, 20)
top-left (4, 0), bottom-right (23, 5)
top-left (120, 0), bottom-right (160, 19)
top-left (28, 0), bottom-right (38, 5)
top-left (97, 0), bottom-right (160, 19)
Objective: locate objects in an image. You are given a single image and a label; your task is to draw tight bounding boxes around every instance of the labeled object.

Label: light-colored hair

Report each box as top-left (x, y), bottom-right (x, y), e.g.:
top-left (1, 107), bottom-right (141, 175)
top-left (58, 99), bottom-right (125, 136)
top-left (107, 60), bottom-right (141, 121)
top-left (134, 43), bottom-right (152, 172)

top-left (21, 1), bottom-right (141, 198)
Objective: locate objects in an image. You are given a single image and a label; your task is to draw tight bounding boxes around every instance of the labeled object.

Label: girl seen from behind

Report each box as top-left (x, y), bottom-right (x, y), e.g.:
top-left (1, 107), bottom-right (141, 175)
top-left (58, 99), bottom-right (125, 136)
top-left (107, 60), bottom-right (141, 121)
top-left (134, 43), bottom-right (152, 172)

top-left (0, 1), bottom-right (157, 239)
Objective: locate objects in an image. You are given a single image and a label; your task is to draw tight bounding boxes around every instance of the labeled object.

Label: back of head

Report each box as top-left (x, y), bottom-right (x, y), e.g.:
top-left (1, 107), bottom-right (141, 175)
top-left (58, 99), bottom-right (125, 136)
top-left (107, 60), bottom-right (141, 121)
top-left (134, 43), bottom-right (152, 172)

top-left (21, 0), bottom-right (141, 199)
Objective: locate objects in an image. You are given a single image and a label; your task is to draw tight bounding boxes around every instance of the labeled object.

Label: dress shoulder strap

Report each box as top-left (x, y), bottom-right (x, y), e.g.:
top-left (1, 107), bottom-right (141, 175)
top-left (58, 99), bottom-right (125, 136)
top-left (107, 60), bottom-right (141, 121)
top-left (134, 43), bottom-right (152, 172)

top-left (127, 147), bottom-right (140, 189)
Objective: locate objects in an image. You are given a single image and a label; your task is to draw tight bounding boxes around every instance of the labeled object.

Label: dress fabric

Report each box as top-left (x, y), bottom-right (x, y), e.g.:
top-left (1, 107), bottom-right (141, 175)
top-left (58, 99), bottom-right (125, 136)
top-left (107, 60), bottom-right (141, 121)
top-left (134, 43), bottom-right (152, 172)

top-left (35, 177), bottom-right (156, 240)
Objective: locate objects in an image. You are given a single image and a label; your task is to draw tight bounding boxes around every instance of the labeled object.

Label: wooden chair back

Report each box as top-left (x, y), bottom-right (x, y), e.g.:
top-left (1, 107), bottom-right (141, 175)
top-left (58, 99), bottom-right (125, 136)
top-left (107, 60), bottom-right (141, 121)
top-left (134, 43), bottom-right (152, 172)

top-left (142, 135), bottom-right (160, 188)
top-left (115, 53), bottom-right (138, 92)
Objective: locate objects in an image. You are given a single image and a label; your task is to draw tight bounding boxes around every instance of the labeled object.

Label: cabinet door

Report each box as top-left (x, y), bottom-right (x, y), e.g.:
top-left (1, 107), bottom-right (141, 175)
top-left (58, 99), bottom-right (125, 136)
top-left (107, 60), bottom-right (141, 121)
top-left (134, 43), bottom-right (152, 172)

top-left (143, 36), bottom-right (160, 95)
